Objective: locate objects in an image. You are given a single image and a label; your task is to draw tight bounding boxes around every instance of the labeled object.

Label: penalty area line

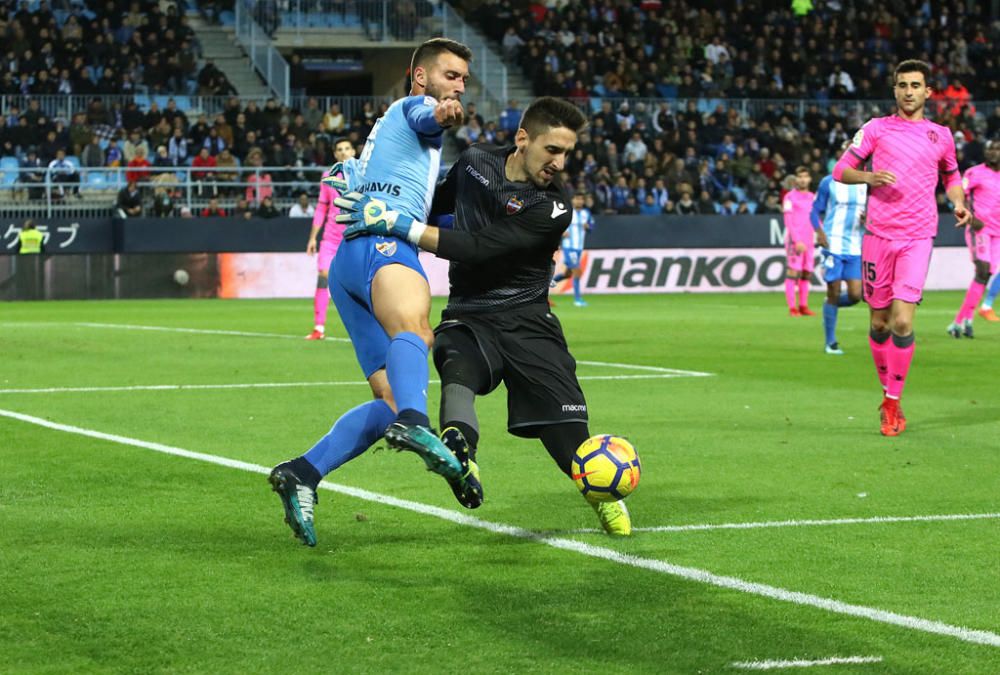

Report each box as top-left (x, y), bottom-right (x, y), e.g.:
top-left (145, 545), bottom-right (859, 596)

top-left (2, 407), bottom-right (998, 649)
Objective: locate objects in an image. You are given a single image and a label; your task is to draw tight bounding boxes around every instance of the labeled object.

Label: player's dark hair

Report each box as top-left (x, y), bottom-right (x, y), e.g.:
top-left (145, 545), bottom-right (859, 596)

top-left (795, 165), bottom-right (809, 175)
top-left (333, 136), bottom-right (351, 148)
top-left (519, 97), bottom-right (588, 138)
top-left (410, 38), bottom-right (472, 76)
top-left (894, 59), bottom-right (931, 85)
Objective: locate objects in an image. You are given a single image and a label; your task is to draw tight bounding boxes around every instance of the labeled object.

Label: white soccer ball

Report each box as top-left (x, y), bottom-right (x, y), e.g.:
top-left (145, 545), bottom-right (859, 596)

top-left (173, 269), bottom-right (190, 286)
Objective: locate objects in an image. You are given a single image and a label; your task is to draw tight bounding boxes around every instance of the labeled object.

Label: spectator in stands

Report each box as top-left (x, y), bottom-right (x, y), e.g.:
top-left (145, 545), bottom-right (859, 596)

top-left (81, 135), bottom-right (105, 169)
top-left (168, 127), bottom-right (190, 165)
top-left (152, 189), bottom-right (174, 217)
top-left (116, 180), bottom-right (143, 218)
top-left (125, 147), bottom-right (151, 185)
top-left (214, 148), bottom-right (238, 195)
top-left (191, 147), bottom-right (217, 196)
top-left (288, 191), bottom-right (314, 218)
top-left (68, 113), bottom-right (91, 156)
top-left (322, 103), bottom-right (345, 135)
top-left (201, 197), bottom-right (226, 217)
top-left (256, 195), bottom-right (279, 218)
top-left (638, 193), bottom-right (662, 216)
top-left (123, 129), bottom-right (149, 163)
top-left (47, 148), bottom-right (80, 199)
top-left (234, 197), bottom-right (254, 220)
top-left (757, 192), bottom-right (783, 214)
top-left (302, 98), bottom-right (323, 132)
top-left (499, 99), bottom-right (521, 135)
top-left (106, 139), bottom-right (124, 168)
top-left (245, 150), bottom-right (272, 206)
top-left (697, 190), bottom-right (717, 214)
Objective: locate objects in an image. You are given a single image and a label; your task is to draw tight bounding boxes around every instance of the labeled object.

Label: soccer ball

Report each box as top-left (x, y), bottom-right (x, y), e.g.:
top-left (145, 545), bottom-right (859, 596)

top-left (571, 435), bottom-right (641, 503)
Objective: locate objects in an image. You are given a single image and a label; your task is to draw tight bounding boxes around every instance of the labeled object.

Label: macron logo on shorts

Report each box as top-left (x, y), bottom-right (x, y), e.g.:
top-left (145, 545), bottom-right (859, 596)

top-left (561, 404), bottom-right (586, 412)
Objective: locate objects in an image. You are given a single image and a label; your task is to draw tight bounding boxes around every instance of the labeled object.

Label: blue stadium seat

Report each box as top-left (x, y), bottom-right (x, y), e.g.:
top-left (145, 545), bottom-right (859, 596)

top-left (219, 10), bottom-right (235, 26)
top-left (134, 94), bottom-right (151, 110)
top-left (656, 84), bottom-right (678, 98)
top-left (99, 138), bottom-right (110, 151)
top-left (172, 95), bottom-right (191, 110)
top-left (154, 95), bottom-right (171, 109)
top-left (0, 156), bottom-right (19, 189)
top-left (85, 172), bottom-right (107, 188)
top-left (65, 156), bottom-right (81, 171)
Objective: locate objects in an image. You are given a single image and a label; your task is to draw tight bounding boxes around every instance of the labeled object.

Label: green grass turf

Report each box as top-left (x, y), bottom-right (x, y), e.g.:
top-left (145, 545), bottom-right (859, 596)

top-left (1, 293), bottom-right (999, 673)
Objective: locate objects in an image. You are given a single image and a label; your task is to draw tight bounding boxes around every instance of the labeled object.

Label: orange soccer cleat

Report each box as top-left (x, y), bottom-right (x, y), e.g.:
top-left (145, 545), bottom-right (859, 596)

top-left (789, 308), bottom-right (801, 317)
top-left (305, 329), bottom-right (325, 340)
top-left (879, 396), bottom-right (905, 436)
top-left (798, 305), bottom-right (816, 316)
top-left (978, 307), bottom-right (1000, 322)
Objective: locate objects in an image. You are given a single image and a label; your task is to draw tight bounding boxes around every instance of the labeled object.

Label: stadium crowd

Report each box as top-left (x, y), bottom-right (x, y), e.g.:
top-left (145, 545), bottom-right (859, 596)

top-left (2, 0), bottom-right (1000, 216)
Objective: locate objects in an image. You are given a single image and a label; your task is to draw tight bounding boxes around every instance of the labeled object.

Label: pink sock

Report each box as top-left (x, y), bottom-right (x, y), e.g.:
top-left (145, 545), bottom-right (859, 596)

top-left (957, 281), bottom-right (986, 323)
top-left (869, 333), bottom-right (890, 391)
top-left (785, 278), bottom-right (797, 309)
top-left (314, 287), bottom-right (329, 330)
top-left (885, 334), bottom-right (915, 399)
top-left (797, 279), bottom-right (810, 308)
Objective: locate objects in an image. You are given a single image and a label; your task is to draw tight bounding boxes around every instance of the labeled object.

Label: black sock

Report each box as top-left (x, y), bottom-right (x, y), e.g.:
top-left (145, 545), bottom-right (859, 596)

top-left (288, 456), bottom-right (321, 490)
top-left (396, 408), bottom-right (431, 428)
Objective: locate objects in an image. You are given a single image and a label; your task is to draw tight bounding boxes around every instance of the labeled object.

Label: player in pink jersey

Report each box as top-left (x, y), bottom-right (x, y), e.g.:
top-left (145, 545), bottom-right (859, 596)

top-left (833, 60), bottom-right (971, 436)
top-left (305, 138), bottom-right (356, 340)
top-left (948, 140), bottom-right (1000, 338)
top-left (782, 166), bottom-right (823, 316)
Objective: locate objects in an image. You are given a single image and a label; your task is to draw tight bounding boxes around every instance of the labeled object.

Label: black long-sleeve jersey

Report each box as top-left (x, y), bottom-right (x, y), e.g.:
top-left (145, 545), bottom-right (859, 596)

top-left (431, 144), bottom-right (572, 314)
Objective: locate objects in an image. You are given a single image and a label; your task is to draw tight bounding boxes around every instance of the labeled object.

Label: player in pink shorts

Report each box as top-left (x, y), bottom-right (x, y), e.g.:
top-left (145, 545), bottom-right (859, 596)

top-left (782, 166), bottom-right (820, 316)
top-left (833, 59), bottom-right (971, 436)
top-left (948, 140), bottom-right (1000, 339)
top-left (305, 138), bottom-right (356, 340)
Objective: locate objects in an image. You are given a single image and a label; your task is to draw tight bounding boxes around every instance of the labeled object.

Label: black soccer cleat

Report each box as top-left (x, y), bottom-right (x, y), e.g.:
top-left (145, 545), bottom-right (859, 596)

top-left (441, 427), bottom-right (483, 509)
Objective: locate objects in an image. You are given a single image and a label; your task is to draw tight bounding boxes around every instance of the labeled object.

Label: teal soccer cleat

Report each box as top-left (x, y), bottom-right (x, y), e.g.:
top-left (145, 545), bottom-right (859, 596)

top-left (269, 463), bottom-right (318, 547)
top-left (384, 422), bottom-right (464, 484)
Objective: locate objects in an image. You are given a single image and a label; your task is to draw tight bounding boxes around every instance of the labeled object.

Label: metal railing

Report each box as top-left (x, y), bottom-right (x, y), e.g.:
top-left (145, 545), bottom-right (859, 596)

top-left (279, 0), bottom-right (441, 42)
top-left (5, 93), bottom-right (992, 130)
top-left (0, 165), bottom-right (327, 218)
top-left (234, 0), bottom-right (291, 104)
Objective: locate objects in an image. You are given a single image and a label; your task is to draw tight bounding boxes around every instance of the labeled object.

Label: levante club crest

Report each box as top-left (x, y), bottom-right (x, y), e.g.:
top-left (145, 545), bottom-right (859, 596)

top-left (506, 196), bottom-right (525, 215)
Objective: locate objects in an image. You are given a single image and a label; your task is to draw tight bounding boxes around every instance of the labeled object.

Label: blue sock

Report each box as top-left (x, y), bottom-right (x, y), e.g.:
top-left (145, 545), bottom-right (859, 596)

top-left (838, 292), bottom-right (859, 307)
top-left (823, 301), bottom-right (838, 346)
top-left (386, 332), bottom-right (430, 426)
top-left (984, 274), bottom-right (1000, 309)
top-left (572, 277), bottom-right (582, 302)
top-left (304, 399), bottom-right (395, 476)
top-left (552, 273), bottom-right (566, 282)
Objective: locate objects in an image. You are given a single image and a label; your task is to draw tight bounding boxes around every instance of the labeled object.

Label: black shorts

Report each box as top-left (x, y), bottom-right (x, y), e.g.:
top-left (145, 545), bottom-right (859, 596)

top-left (434, 303), bottom-right (588, 437)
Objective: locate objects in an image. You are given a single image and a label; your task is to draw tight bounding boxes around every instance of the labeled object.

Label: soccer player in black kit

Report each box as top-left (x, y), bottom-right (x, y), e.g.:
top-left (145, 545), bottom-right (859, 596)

top-left (335, 97), bottom-right (632, 535)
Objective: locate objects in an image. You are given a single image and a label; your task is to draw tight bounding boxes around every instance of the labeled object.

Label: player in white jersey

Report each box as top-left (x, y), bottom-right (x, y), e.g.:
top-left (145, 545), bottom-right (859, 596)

top-left (810, 148), bottom-right (868, 354)
top-left (551, 193), bottom-right (593, 306)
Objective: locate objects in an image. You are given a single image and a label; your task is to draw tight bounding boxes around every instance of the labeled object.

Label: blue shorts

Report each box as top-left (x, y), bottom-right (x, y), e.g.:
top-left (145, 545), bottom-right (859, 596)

top-left (330, 236), bottom-right (426, 378)
top-left (562, 248), bottom-right (583, 270)
top-left (821, 251), bottom-right (862, 283)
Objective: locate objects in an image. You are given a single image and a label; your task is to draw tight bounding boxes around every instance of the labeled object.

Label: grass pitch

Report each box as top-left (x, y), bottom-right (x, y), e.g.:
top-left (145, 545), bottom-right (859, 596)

top-left (1, 293), bottom-right (999, 674)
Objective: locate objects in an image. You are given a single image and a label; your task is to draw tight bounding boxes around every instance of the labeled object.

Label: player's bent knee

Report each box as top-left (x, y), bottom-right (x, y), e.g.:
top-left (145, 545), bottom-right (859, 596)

top-left (974, 262), bottom-right (991, 285)
top-left (433, 329), bottom-right (490, 392)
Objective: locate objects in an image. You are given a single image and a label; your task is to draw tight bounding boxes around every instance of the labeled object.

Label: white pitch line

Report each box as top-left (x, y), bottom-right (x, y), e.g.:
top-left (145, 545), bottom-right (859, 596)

top-left (577, 359), bottom-right (714, 377)
top-left (560, 512), bottom-right (1000, 535)
top-left (1, 407), bottom-right (998, 649)
top-left (73, 321), bottom-right (354, 343)
top-left (0, 372), bottom-right (697, 395)
top-left (731, 656), bottom-right (883, 670)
